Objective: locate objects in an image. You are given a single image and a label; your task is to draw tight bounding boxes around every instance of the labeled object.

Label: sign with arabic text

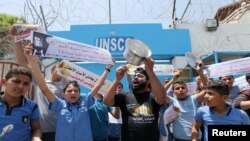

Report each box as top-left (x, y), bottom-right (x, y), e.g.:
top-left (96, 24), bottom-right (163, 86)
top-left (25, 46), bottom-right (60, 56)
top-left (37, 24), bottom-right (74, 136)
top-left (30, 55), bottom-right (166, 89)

top-left (20, 31), bottom-right (114, 64)
top-left (206, 57), bottom-right (250, 78)
top-left (57, 60), bottom-right (112, 95)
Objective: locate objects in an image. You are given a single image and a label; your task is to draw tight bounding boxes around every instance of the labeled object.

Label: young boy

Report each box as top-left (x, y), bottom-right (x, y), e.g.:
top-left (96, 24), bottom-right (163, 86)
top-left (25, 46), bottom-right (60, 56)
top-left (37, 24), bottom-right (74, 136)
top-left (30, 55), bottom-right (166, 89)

top-left (192, 80), bottom-right (250, 141)
top-left (88, 63), bottom-right (119, 141)
top-left (10, 26), bottom-right (68, 141)
top-left (24, 43), bottom-right (114, 141)
top-left (160, 62), bottom-right (207, 141)
top-left (219, 75), bottom-right (240, 105)
top-left (0, 67), bottom-right (42, 141)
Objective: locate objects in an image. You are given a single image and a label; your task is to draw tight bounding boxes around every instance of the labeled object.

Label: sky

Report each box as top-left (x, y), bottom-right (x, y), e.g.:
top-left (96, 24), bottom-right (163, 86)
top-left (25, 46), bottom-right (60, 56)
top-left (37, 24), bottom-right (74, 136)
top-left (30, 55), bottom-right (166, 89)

top-left (0, 0), bottom-right (238, 31)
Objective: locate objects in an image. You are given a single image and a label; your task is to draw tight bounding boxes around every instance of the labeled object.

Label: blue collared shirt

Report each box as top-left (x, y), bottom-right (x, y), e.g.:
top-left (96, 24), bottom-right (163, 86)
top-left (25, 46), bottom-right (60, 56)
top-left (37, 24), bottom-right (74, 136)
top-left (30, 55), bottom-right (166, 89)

top-left (0, 93), bottom-right (40, 141)
top-left (89, 98), bottom-right (110, 140)
top-left (49, 93), bottom-right (94, 141)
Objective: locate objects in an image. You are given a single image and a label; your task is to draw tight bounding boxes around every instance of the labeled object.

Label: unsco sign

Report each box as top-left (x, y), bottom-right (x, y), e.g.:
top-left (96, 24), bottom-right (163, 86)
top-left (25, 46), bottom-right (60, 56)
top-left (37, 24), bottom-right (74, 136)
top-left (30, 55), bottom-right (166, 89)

top-left (95, 37), bottom-right (133, 52)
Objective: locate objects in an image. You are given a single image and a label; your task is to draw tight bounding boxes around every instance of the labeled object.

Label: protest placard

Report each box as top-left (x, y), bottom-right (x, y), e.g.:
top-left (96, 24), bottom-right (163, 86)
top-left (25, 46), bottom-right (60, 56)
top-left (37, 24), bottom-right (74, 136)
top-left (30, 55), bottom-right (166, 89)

top-left (16, 30), bottom-right (114, 64)
top-left (32, 31), bottom-right (114, 64)
top-left (57, 60), bottom-right (112, 95)
top-left (206, 57), bottom-right (250, 78)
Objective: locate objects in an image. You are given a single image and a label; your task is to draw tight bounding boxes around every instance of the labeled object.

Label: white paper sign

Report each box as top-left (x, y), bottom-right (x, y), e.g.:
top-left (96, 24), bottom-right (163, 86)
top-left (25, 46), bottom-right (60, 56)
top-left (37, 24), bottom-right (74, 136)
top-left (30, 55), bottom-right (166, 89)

top-left (57, 60), bottom-right (112, 95)
top-left (206, 57), bottom-right (250, 78)
top-left (30, 31), bottom-right (113, 64)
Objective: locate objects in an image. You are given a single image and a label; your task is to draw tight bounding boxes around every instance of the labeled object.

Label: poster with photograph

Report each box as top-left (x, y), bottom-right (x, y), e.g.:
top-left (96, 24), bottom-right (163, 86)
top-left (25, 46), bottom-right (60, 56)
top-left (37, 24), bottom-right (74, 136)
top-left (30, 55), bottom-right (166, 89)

top-left (32, 31), bottom-right (114, 64)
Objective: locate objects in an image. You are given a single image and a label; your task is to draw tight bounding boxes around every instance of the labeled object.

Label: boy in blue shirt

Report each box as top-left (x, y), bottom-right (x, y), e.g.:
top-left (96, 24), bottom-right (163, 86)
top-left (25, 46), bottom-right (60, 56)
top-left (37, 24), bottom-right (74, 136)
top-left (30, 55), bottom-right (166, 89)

top-left (192, 80), bottom-right (250, 141)
top-left (0, 67), bottom-right (42, 141)
top-left (24, 44), bottom-right (95, 141)
top-left (88, 63), bottom-right (120, 141)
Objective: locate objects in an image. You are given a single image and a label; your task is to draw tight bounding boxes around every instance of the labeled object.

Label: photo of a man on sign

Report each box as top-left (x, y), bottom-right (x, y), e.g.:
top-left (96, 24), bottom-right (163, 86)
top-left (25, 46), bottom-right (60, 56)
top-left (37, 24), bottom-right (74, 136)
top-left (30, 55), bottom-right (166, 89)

top-left (32, 31), bottom-right (52, 56)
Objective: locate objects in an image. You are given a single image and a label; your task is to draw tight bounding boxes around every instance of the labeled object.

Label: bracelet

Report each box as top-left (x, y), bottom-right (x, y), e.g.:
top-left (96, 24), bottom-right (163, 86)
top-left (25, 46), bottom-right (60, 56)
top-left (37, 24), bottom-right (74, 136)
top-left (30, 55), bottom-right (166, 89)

top-left (105, 68), bottom-right (111, 72)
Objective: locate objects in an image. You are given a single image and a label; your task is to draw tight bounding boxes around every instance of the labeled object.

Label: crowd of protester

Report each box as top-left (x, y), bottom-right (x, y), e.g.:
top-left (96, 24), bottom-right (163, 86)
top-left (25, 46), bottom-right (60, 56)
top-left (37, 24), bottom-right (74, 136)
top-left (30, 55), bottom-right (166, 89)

top-left (1, 26), bottom-right (250, 141)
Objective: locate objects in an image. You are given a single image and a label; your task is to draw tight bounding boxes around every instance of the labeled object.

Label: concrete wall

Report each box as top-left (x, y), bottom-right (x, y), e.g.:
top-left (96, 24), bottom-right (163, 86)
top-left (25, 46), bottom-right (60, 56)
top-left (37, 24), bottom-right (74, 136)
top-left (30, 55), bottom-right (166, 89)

top-left (240, 11), bottom-right (250, 23)
top-left (176, 23), bottom-right (250, 58)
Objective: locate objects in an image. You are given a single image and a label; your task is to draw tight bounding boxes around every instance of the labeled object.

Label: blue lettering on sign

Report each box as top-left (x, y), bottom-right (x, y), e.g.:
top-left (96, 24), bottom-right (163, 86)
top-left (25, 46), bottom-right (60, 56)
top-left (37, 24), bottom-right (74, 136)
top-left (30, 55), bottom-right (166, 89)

top-left (95, 37), bottom-right (133, 52)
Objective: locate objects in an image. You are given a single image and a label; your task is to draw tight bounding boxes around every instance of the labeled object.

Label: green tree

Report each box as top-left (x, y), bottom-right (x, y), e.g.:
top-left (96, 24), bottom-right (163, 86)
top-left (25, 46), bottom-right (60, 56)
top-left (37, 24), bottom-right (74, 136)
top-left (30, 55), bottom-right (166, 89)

top-left (0, 13), bottom-right (26, 27)
top-left (0, 13), bottom-right (25, 60)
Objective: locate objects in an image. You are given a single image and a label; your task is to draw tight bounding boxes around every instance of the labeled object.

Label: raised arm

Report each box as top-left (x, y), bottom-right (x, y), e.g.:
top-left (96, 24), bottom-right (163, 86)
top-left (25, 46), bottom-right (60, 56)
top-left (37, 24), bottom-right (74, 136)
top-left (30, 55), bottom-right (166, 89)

top-left (195, 61), bottom-right (208, 102)
top-left (90, 64), bottom-right (113, 97)
top-left (109, 107), bottom-right (120, 119)
top-left (125, 71), bottom-right (133, 92)
top-left (144, 58), bottom-right (166, 105)
top-left (196, 60), bottom-right (208, 87)
top-left (164, 69), bottom-right (181, 91)
top-left (24, 44), bottom-right (56, 103)
top-left (9, 26), bottom-right (29, 68)
top-left (104, 65), bottom-right (126, 106)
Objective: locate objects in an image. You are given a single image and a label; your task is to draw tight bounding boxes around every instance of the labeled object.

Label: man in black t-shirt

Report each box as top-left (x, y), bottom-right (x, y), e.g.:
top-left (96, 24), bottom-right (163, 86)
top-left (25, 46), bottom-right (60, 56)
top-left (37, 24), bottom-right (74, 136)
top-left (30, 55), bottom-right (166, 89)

top-left (104, 58), bottom-right (166, 141)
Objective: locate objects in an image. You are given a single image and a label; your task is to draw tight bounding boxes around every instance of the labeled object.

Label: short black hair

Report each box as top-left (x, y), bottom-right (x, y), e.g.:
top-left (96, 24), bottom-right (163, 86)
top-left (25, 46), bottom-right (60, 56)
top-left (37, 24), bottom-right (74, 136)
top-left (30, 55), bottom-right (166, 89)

top-left (172, 80), bottom-right (186, 89)
top-left (134, 67), bottom-right (149, 80)
top-left (206, 80), bottom-right (229, 96)
top-left (63, 80), bottom-right (80, 92)
top-left (219, 75), bottom-right (234, 80)
top-left (5, 67), bottom-right (32, 81)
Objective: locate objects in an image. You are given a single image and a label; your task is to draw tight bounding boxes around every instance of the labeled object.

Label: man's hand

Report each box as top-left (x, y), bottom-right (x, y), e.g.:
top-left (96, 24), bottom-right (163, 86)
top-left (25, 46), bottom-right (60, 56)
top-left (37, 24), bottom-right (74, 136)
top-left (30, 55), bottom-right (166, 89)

top-left (115, 65), bottom-right (126, 82)
top-left (144, 58), bottom-right (154, 73)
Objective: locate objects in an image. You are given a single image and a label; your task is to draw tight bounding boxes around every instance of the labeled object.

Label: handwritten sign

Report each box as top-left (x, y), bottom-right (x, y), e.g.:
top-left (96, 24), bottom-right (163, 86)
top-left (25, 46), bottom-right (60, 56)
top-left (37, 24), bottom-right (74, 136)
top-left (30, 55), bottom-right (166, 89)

top-left (206, 57), bottom-right (250, 78)
top-left (24, 31), bottom-right (114, 64)
top-left (57, 60), bottom-right (112, 95)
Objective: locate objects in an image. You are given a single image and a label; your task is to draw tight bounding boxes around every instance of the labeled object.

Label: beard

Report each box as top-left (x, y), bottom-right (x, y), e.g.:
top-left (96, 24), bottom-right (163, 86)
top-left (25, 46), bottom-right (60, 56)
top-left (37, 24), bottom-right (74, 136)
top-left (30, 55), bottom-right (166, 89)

top-left (132, 81), bottom-right (147, 92)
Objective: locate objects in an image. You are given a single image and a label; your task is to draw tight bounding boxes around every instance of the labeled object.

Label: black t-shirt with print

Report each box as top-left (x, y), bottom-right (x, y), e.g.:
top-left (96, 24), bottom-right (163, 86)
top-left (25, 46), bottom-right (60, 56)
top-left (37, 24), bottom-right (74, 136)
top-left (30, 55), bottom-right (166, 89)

top-left (114, 92), bottom-right (161, 141)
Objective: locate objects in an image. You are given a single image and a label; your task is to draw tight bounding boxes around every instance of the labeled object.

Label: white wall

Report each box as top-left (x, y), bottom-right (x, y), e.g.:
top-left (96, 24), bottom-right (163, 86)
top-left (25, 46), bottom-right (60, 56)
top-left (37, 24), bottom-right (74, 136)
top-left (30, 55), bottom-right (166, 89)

top-left (176, 23), bottom-right (250, 58)
top-left (240, 11), bottom-right (250, 23)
